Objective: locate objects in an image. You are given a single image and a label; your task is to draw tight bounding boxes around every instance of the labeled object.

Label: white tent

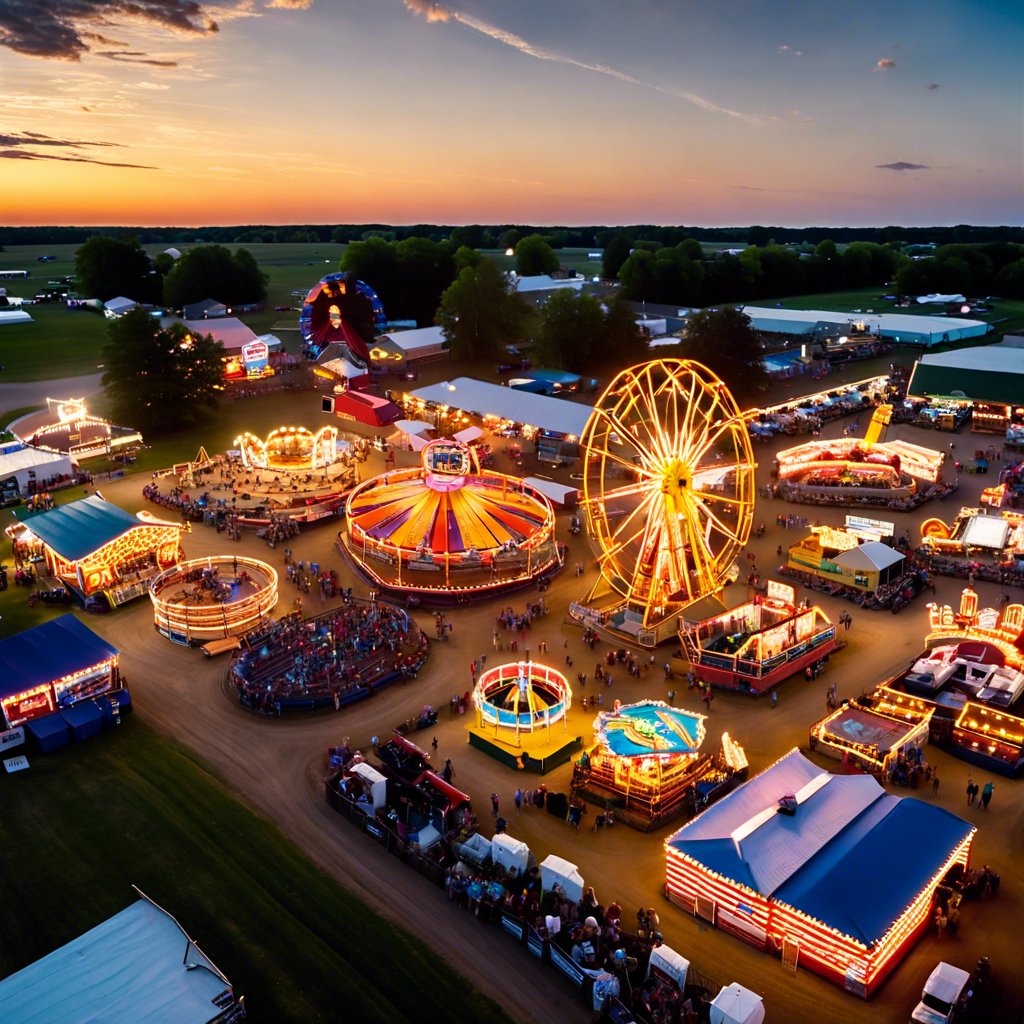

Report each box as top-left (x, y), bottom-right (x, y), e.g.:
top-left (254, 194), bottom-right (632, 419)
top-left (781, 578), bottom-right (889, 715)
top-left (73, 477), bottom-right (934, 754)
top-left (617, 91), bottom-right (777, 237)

top-left (453, 832), bottom-right (492, 866)
top-left (453, 425), bottom-right (483, 443)
top-left (491, 833), bottom-right (530, 875)
top-left (832, 540), bottom-right (904, 573)
top-left (350, 762), bottom-right (387, 811)
top-left (525, 477), bottom-right (578, 507)
top-left (0, 442), bottom-right (74, 494)
top-left (393, 419), bottom-right (433, 436)
top-left (0, 309), bottom-right (33, 326)
top-left (539, 854), bottom-right (584, 903)
top-left (647, 945), bottom-right (690, 991)
top-left (709, 983), bottom-right (766, 1024)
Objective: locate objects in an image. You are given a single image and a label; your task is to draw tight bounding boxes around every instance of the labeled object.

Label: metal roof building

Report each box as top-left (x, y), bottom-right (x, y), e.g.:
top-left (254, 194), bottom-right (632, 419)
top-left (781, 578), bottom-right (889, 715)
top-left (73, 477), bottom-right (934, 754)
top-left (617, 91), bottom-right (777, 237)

top-left (908, 343), bottom-right (1024, 405)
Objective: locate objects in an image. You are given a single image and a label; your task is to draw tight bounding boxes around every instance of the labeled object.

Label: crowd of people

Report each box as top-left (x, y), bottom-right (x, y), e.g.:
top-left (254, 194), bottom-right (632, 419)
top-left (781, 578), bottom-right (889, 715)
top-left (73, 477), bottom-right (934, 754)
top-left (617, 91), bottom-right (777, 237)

top-left (232, 600), bottom-right (428, 715)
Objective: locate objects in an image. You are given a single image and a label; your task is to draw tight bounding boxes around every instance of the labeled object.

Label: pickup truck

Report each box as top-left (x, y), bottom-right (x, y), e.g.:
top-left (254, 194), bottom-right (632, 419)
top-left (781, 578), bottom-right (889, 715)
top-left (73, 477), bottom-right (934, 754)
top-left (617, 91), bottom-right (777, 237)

top-left (911, 962), bottom-right (970, 1024)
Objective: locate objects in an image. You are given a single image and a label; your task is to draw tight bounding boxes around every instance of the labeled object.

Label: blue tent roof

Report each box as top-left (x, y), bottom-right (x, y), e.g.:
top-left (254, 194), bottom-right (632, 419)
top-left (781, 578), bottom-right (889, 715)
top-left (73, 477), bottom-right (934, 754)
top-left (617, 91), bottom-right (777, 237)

top-left (18, 495), bottom-right (140, 561)
top-left (0, 615), bottom-right (118, 699)
top-left (667, 749), bottom-right (974, 946)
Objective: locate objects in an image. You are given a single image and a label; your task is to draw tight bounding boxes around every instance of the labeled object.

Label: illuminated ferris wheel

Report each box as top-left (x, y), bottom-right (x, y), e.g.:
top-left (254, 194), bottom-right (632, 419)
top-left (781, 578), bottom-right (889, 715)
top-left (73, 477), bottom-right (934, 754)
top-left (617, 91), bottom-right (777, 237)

top-left (581, 359), bottom-right (756, 626)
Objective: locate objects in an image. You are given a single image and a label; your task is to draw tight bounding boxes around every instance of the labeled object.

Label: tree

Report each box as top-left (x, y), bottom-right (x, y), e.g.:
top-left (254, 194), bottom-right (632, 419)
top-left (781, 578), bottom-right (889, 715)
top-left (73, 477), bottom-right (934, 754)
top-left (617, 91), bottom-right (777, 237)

top-left (514, 233), bottom-right (559, 276)
top-left (683, 308), bottom-right (767, 404)
top-left (101, 306), bottom-right (222, 433)
top-left (499, 228), bottom-right (522, 251)
top-left (534, 290), bottom-right (606, 369)
top-left (163, 245), bottom-right (267, 308)
top-left (994, 259), bottom-right (1024, 299)
top-left (75, 235), bottom-right (154, 302)
top-left (437, 258), bottom-right (529, 361)
top-left (598, 298), bottom-right (649, 364)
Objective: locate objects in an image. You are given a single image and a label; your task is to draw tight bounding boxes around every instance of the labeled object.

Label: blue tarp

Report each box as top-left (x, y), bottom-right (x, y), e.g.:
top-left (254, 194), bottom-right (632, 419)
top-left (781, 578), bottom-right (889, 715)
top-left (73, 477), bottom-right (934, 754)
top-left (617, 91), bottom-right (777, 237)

top-left (24, 713), bottom-right (70, 754)
top-left (16, 494), bottom-right (140, 561)
top-left (61, 701), bottom-right (103, 741)
top-left (0, 615), bottom-right (118, 700)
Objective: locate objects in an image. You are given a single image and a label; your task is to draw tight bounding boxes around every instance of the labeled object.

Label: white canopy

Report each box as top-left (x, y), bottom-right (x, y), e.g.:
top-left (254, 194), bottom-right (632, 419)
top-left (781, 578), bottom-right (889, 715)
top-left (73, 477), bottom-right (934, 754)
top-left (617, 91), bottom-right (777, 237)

top-left (393, 420), bottom-right (433, 436)
top-left (491, 833), bottom-right (530, 875)
top-left (524, 476), bottom-right (578, 507)
top-left (832, 540), bottom-right (904, 572)
top-left (350, 762), bottom-right (387, 810)
top-left (539, 854), bottom-right (584, 903)
top-left (453, 425), bottom-right (483, 443)
top-left (709, 983), bottom-right (766, 1024)
top-left (0, 309), bottom-right (33, 326)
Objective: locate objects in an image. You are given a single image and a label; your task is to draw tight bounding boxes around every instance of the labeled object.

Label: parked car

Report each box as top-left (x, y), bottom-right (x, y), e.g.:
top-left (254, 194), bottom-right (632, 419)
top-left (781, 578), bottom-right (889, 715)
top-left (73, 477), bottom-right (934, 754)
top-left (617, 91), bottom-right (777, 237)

top-left (911, 962), bottom-right (971, 1024)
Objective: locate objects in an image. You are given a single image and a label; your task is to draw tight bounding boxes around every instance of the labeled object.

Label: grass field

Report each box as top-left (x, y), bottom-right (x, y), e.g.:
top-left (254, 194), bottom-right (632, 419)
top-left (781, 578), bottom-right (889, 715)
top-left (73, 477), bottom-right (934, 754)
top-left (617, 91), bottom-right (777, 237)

top-left (0, 715), bottom-right (511, 1024)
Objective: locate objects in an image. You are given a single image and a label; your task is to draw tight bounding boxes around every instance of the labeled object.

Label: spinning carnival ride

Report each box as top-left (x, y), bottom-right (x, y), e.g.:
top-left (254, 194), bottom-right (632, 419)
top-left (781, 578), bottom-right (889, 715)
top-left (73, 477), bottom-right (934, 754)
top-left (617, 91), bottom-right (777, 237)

top-left (299, 272), bottom-right (387, 363)
top-left (473, 661), bottom-right (572, 739)
top-left (580, 360), bottom-right (756, 638)
top-left (343, 439), bottom-right (559, 598)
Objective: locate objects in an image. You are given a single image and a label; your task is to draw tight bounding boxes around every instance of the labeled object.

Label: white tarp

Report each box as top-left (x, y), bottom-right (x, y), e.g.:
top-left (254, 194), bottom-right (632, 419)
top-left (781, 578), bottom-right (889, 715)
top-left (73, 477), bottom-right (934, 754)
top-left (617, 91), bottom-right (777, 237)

top-left (539, 854), bottom-right (584, 903)
top-left (0, 309), bottom-right (33, 326)
top-left (453, 425), bottom-right (483, 443)
top-left (709, 983), bottom-right (766, 1024)
top-left (916, 293), bottom-right (966, 305)
top-left (350, 762), bottom-right (387, 810)
top-left (491, 833), bottom-right (530, 875)
top-left (393, 420), bottom-right (433, 436)
top-left (962, 515), bottom-right (1012, 550)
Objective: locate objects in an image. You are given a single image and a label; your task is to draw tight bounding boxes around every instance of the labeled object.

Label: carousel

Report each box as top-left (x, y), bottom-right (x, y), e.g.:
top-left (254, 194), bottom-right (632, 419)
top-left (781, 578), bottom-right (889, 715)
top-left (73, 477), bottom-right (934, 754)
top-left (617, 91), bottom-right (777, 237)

top-left (226, 425), bottom-right (358, 523)
top-left (679, 580), bottom-right (838, 694)
top-left (342, 438), bottom-right (559, 600)
top-left (149, 556), bottom-right (279, 647)
top-left (578, 359), bottom-right (756, 645)
top-left (573, 699), bottom-right (748, 830)
top-left (875, 590), bottom-right (1024, 775)
top-left (774, 405), bottom-right (947, 507)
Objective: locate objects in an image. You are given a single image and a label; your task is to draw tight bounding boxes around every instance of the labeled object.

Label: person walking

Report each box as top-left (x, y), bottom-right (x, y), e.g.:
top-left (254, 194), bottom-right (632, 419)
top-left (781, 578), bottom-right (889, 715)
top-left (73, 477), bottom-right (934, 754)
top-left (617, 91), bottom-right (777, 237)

top-left (442, 758), bottom-right (454, 783)
top-left (966, 777), bottom-right (976, 806)
top-left (981, 780), bottom-right (994, 809)
top-left (490, 792), bottom-right (500, 817)
top-left (431, 735), bottom-right (439, 753)
top-left (514, 787), bottom-right (523, 813)
top-left (770, 689), bottom-right (778, 709)
top-left (667, 689), bottom-right (676, 706)
top-left (931, 771), bottom-right (940, 796)
top-left (933, 908), bottom-right (947, 939)
top-left (947, 905), bottom-right (960, 939)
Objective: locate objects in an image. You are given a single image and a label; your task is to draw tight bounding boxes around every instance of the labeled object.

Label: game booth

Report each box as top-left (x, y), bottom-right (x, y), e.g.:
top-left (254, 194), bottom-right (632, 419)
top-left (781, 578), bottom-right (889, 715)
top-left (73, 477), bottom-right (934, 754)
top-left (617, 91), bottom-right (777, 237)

top-left (573, 699), bottom-right (748, 830)
top-left (342, 439), bottom-right (561, 602)
top-left (665, 749), bottom-right (976, 998)
top-left (468, 659), bottom-right (580, 774)
top-left (0, 614), bottom-right (129, 751)
top-left (786, 526), bottom-right (906, 593)
top-left (680, 581), bottom-right (838, 694)
top-left (149, 556), bottom-right (279, 649)
top-left (6, 494), bottom-right (186, 606)
top-left (809, 694), bottom-right (933, 776)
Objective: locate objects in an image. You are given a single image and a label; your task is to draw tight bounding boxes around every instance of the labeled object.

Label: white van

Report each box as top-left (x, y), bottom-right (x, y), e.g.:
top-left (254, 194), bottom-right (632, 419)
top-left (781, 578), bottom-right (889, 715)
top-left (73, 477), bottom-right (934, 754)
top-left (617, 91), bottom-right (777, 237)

top-left (911, 962), bottom-right (971, 1024)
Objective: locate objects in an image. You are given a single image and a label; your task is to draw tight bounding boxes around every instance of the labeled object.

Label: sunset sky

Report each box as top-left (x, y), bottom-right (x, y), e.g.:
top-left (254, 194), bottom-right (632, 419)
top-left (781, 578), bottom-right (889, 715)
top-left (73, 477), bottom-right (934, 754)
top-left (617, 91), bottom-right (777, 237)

top-left (0, 0), bottom-right (1020, 227)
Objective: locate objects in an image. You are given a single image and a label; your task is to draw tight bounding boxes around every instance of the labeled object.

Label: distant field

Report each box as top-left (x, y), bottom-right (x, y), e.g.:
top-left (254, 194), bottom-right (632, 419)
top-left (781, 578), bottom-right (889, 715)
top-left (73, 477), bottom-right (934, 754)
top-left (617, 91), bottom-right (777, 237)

top-left (0, 717), bottom-right (511, 1024)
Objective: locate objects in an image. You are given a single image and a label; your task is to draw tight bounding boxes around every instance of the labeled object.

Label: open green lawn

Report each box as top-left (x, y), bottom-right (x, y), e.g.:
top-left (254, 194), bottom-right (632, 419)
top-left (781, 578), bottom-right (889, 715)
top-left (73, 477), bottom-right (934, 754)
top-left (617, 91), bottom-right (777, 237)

top-left (0, 716), bottom-right (511, 1024)
top-left (0, 304), bottom-right (108, 381)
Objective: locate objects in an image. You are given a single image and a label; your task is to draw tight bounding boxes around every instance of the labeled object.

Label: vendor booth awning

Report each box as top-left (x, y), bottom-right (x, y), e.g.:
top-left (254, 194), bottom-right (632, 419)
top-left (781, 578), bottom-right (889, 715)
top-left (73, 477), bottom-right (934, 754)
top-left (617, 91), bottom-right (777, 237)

top-left (393, 420), bottom-right (433, 436)
top-left (15, 495), bottom-right (140, 562)
top-left (453, 425), bottom-right (483, 443)
top-left (0, 614), bottom-right (118, 700)
top-left (524, 477), bottom-right (578, 507)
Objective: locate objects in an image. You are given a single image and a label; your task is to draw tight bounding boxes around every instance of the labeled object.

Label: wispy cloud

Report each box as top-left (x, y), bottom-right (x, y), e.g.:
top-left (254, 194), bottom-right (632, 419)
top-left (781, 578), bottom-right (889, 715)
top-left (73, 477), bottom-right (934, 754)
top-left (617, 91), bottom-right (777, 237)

top-left (402, 1), bottom-right (759, 123)
top-left (0, 129), bottom-right (155, 167)
top-left (777, 44), bottom-right (803, 57)
top-left (875, 57), bottom-right (896, 70)
top-left (876, 161), bottom-right (928, 171)
top-left (264, 0), bottom-right (315, 8)
top-left (926, 82), bottom-right (940, 90)
top-left (96, 50), bottom-right (179, 67)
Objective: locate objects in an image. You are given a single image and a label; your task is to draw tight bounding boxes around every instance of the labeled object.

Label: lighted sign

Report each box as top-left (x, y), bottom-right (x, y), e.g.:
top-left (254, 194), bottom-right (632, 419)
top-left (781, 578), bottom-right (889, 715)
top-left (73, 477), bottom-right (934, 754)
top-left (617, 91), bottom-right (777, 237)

top-left (766, 580), bottom-right (796, 606)
top-left (845, 515), bottom-right (895, 538)
top-left (242, 340), bottom-right (269, 367)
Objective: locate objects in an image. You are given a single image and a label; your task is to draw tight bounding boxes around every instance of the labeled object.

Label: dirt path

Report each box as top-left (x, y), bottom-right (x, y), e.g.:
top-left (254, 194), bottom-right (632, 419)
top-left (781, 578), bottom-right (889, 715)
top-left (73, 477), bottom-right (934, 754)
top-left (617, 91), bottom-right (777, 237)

top-left (79, 425), bottom-right (1024, 1024)
top-left (0, 372), bottom-right (103, 422)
